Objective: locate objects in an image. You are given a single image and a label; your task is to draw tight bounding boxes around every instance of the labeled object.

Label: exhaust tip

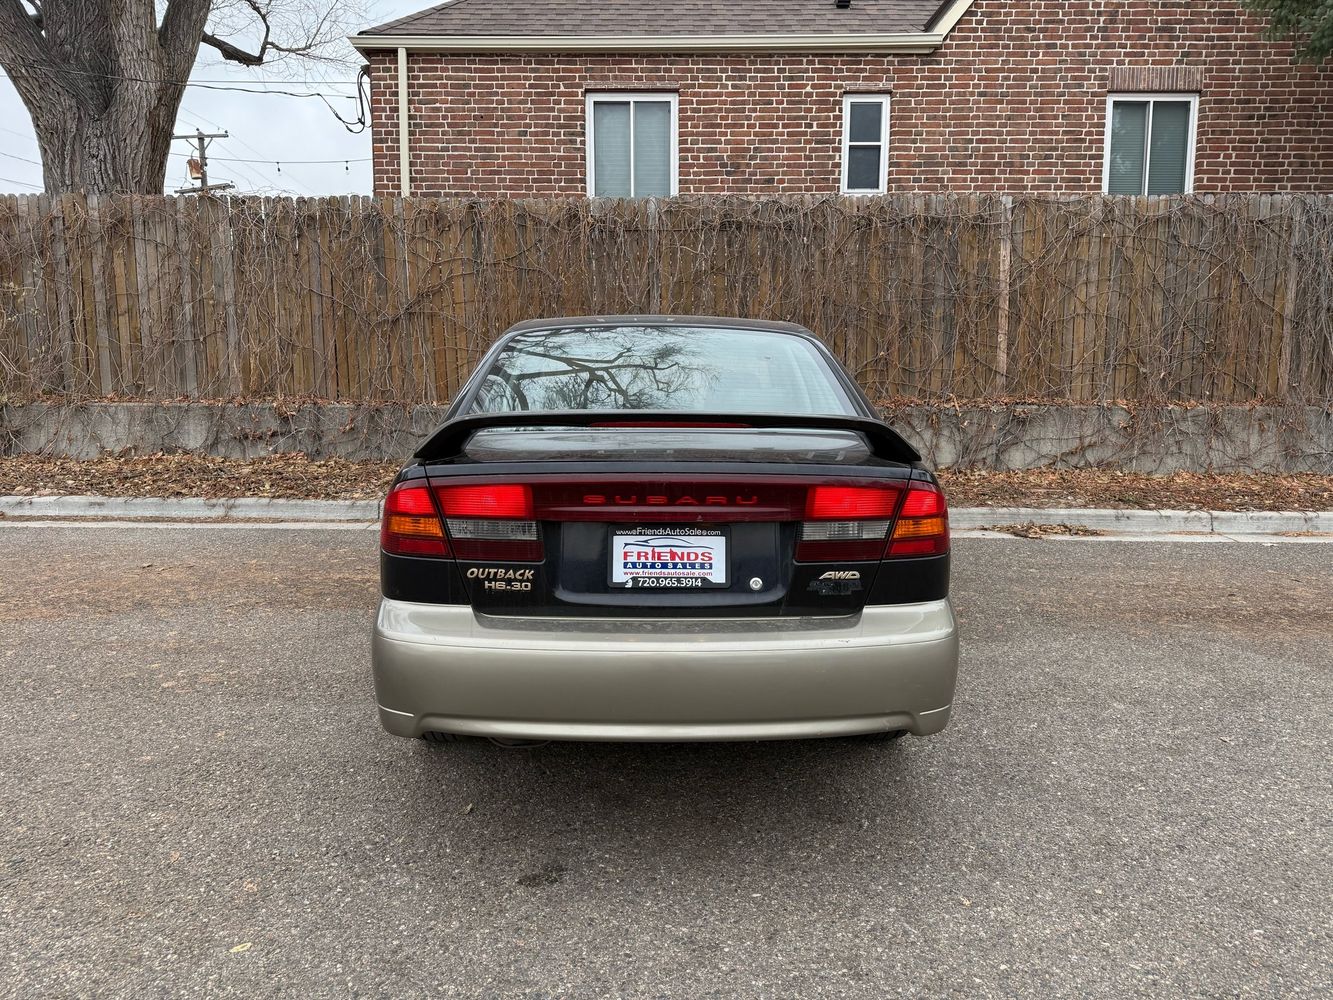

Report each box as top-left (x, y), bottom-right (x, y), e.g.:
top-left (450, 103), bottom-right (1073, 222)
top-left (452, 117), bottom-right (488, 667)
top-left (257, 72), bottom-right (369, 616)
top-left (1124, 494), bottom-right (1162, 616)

top-left (488, 737), bottom-right (551, 749)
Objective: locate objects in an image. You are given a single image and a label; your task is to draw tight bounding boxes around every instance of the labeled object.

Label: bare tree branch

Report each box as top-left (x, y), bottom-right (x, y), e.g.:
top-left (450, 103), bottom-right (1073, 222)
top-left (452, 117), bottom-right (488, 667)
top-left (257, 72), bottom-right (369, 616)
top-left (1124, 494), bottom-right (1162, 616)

top-left (202, 0), bottom-right (355, 67)
top-left (0, 0), bottom-right (50, 68)
top-left (201, 0), bottom-right (271, 65)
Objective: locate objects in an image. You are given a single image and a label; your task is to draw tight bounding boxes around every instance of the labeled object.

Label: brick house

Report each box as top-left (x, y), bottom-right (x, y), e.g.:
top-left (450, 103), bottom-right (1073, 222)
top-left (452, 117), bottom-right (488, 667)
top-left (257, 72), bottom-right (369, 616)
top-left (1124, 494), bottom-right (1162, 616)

top-left (351, 0), bottom-right (1333, 198)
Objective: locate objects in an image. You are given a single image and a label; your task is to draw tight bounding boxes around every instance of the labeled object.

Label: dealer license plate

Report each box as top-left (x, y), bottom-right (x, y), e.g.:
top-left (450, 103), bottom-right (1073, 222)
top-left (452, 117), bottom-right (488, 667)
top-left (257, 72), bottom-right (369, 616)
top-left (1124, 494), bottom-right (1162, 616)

top-left (609, 527), bottom-right (729, 589)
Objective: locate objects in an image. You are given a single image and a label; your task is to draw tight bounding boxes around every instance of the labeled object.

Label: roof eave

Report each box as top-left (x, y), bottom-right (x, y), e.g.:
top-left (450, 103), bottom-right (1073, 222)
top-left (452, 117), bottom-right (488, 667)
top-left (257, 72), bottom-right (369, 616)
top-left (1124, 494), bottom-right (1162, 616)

top-left (926, 0), bottom-right (978, 34)
top-left (348, 32), bottom-right (947, 55)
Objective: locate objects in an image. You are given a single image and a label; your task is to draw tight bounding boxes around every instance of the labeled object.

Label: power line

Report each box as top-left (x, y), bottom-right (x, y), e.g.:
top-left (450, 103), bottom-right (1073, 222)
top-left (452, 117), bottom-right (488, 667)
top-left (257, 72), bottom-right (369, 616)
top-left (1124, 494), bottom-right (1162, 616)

top-left (0, 126), bottom-right (289, 195)
top-left (165, 146), bottom-right (357, 192)
top-left (2, 128), bottom-right (367, 168)
top-left (168, 150), bottom-right (370, 166)
top-left (187, 109), bottom-right (319, 194)
top-left (0, 130), bottom-right (362, 194)
top-left (2, 146), bottom-right (369, 192)
top-left (186, 151), bottom-right (275, 195)
top-left (174, 110), bottom-right (282, 191)
top-left (176, 110), bottom-right (311, 195)
top-left (211, 155), bottom-right (371, 165)
top-left (3, 64), bottom-right (356, 98)
top-left (0, 108), bottom-right (366, 195)
top-left (0, 175), bottom-right (41, 190)
top-left (188, 78), bottom-right (361, 86)
top-left (3, 63), bottom-right (371, 133)
top-left (173, 129), bottom-right (234, 195)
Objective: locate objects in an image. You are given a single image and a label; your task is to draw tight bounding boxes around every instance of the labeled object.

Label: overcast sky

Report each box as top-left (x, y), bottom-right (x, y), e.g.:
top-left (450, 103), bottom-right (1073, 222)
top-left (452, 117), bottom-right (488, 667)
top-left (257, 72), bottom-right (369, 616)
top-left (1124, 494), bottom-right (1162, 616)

top-left (0, 2), bottom-right (423, 196)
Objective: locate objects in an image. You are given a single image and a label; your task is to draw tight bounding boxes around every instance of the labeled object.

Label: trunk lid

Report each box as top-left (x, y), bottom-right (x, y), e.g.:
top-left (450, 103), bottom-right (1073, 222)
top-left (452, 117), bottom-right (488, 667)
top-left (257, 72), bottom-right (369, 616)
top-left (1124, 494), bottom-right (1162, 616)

top-left (419, 424), bottom-right (920, 619)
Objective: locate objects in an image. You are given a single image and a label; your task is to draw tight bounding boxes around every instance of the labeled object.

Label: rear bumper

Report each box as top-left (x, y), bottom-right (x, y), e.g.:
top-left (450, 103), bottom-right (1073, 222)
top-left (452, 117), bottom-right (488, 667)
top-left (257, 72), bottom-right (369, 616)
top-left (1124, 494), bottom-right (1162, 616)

top-left (372, 599), bottom-right (959, 742)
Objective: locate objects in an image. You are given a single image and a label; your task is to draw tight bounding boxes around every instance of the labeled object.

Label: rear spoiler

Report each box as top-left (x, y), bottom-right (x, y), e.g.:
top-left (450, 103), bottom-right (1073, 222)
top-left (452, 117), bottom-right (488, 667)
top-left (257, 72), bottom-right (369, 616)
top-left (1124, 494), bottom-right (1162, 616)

top-left (414, 411), bottom-right (922, 463)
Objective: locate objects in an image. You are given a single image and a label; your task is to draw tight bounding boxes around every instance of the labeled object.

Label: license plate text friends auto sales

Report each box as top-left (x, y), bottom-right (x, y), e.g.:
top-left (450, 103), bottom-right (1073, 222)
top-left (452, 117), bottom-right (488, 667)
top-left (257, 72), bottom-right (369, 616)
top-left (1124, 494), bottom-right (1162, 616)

top-left (610, 530), bottom-right (728, 586)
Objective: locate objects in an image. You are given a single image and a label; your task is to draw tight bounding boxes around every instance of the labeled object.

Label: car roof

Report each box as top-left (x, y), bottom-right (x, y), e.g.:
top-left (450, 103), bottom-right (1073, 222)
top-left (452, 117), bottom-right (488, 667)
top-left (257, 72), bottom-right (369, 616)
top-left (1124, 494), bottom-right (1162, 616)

top-left (502, 315), bottom-right (816, 339)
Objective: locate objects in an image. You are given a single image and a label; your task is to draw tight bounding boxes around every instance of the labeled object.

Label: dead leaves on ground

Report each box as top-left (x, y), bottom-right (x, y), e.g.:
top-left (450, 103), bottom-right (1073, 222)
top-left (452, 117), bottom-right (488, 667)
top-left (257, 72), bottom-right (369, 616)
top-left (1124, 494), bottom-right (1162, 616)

top-left (941, 468), bottom-right (1333, 513)
top-left (1, 454), bottom-right (1331, 512)
top-left (984, 522), bottom-right (1108, 539)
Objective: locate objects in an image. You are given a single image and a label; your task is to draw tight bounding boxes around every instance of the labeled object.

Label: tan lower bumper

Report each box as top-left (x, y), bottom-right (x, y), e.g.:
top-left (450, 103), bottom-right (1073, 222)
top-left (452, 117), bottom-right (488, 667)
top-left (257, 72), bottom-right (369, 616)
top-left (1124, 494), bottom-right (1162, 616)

top-left (372, 599), bottom-right (959, 742)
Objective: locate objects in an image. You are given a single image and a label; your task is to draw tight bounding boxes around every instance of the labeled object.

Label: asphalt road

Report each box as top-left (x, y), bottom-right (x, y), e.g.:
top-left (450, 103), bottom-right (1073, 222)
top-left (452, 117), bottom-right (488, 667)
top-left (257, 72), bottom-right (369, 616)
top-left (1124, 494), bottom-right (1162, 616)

top-left (1, 525), bottom-right (1330, 999)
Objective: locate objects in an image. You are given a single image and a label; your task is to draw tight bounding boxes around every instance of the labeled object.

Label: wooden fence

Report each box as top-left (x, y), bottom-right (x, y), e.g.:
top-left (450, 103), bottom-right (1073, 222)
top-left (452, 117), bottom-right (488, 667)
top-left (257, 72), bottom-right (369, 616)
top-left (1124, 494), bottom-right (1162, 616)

top-left (0, 193), bottom-right (1329, 406)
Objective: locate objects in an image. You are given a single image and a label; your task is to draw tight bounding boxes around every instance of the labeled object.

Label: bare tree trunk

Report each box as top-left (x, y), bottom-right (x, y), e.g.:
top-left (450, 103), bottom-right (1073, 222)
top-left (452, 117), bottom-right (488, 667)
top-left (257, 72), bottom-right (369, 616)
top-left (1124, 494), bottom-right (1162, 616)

top-left (25, 81), bottom-right (188, 194)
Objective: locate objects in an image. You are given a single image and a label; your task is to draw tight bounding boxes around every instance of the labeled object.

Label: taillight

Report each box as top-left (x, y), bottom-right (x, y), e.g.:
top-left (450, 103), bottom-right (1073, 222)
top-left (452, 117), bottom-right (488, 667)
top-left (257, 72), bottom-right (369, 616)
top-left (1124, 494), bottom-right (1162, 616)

top-left (433, 484), bottom-right (542, 562)
top-left (381, 483), bottom-right (449, 557)
top-left (797, 485), bottom-right (900, 562)
top-left (805, 485), bottom-right (898, 520)
top-left (794, 482), bottom-right (949, 562)
top-left (886, 483), bottom-right (950, 557)
top-left (435, 484), bottom-right (533, 519)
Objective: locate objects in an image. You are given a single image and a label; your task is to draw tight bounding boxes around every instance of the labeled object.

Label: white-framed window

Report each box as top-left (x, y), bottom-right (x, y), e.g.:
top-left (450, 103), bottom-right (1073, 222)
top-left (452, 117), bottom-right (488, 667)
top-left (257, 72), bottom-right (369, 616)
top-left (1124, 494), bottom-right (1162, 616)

top-left (1102, 93), bottom-right (1199, 195)
top-left (841, 94), bottom-right (891, 195)
top-left (585, 92), bottom-right (678, 198)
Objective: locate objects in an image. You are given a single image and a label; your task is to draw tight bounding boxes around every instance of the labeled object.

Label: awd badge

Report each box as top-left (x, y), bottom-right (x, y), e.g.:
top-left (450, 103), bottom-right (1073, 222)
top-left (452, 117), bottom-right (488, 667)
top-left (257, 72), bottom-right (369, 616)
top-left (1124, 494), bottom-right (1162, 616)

top-left (808, 569), bottom-right (863, 596)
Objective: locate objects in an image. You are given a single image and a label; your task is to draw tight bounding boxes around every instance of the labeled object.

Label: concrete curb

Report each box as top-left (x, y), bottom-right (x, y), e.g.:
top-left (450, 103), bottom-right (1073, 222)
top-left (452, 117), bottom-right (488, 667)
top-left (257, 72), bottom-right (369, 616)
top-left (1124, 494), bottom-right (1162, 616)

top-left (1, 496), bottom-right (1330, 535)
top-left (949, 507), bottom-right (1333, 535)
top-left (0, 495), bottom-right (381, 522)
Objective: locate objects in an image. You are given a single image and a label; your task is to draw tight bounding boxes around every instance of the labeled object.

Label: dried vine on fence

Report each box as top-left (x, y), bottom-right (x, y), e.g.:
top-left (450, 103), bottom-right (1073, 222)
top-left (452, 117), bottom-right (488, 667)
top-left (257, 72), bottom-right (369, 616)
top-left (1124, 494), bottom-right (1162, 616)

top-left (0, 193), bottom-right (1329, 410)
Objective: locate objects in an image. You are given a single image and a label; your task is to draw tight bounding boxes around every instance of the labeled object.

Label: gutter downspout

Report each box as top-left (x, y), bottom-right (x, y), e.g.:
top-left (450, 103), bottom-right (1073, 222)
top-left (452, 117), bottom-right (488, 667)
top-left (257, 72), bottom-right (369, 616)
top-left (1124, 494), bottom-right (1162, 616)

top-left (397, 46), bottom-right (410, 197)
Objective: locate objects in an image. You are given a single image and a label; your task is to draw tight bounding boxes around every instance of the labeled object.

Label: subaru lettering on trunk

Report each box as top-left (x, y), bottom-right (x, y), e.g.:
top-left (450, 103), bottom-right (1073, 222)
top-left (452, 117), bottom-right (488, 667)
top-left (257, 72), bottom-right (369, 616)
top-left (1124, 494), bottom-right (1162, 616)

top-left (372, 317), bottom-right (959, 746)
top-left (583, 494), bottom-right (760, 507)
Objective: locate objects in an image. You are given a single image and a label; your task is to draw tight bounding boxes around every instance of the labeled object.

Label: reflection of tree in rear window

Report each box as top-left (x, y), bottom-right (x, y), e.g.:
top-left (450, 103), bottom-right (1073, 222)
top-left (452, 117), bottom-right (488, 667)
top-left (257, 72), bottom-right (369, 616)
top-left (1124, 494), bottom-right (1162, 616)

top-left (471, 327), bottom-right (854, 415)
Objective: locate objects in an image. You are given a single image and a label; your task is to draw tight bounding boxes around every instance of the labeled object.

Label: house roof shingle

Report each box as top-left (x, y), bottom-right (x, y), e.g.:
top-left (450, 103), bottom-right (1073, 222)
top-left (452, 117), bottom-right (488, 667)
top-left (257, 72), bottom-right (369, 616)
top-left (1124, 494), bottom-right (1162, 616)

top-left (360, 0), bottom-right (951, 38)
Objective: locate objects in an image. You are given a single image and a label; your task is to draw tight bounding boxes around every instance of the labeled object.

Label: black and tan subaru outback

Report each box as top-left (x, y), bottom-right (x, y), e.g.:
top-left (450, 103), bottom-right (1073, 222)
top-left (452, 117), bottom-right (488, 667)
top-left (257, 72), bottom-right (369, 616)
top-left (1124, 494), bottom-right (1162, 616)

top-left (373, 317), bottom-right (958, 744)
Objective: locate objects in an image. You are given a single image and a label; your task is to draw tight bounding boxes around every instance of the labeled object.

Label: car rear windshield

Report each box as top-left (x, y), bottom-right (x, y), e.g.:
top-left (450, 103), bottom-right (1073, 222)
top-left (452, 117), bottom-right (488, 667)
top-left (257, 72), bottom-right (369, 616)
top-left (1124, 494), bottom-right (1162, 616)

top-left (469, 326), bottom-right (857, 415)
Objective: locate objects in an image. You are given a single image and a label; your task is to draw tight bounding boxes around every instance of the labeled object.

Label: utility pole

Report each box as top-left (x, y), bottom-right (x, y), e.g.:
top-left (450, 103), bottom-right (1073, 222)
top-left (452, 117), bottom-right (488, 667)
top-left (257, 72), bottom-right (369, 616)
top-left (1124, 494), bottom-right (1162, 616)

top-left (173, 129), bottom-right (234, 195)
